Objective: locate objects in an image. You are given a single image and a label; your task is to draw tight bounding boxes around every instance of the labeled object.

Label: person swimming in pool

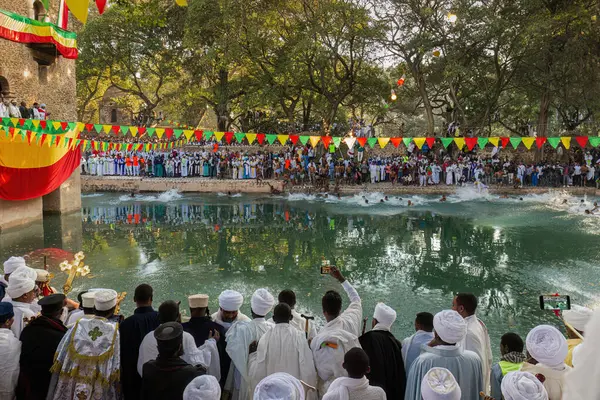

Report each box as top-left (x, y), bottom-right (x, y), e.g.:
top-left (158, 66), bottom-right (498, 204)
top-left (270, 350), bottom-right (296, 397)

top-left (440, 195), bottom-right (447, 202)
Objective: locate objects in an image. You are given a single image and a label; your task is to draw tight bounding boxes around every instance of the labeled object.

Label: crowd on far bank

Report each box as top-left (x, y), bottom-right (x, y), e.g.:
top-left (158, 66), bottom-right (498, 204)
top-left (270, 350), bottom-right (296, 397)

top-left (0, 255), bottom-right (598, 400)
top-left (81, 143), bottom-right (600, 189)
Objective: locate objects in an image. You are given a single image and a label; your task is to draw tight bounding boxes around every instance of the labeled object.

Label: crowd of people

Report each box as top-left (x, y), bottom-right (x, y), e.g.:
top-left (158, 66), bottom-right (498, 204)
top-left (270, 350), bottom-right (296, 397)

top-left (0, 98), bottom-right (49, 119)
top-left (0, 255), bottom-right (597, 400)
top-left (80, 144), bottom-right (600, 189)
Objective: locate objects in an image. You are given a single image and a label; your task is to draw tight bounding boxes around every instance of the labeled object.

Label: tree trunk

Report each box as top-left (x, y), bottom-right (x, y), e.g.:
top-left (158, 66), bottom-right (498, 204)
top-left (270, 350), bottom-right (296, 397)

top-left (416, 72), bottom-right (435, 135)
top-left (535, 91), bottom-right (551, 161)
top-left (302, 99), bottom-right (312, 132)
top-left (216, 68), bottom-right (229, 131)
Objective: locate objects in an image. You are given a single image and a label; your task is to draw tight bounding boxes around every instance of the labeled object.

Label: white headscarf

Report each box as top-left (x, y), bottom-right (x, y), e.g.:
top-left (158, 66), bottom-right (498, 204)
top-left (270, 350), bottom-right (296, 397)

top-left (251, 288), bottom-right (275, 316)
top-left (563, 305), bottom-right (593, 332)
top-left (6, 274), bottom-right (35, 299)
top-left (183, 375), bottom-right (221, 400)
top-left (526, 325), bottom-right (568, 367)
top-left (373, 302), bottom-right (396, 330)
top-left (3, 257), bottom-right (26, 275)
top-left (501, 371), bottom-right (548, 400)
top-left (254, 372), bottom-right (305, 400)
top-left (420, 367), bottom-right (461, 400)
top-left (433, 310), bottom-right (467, 344)
top-left (10, 266), bottom-right (37, 281)
top-left (219, 290), bottom-right (244, 312)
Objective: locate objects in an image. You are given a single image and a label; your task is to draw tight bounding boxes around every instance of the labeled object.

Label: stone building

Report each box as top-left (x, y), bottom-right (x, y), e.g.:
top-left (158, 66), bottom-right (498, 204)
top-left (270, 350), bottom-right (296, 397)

top-left (99, 86), bottom-right (133, 125)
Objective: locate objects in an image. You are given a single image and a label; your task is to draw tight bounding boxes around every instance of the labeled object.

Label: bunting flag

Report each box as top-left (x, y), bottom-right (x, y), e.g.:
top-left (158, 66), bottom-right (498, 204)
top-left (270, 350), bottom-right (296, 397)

top-left (299, 136), bottom-right (309, 145)
top-left (289, 135), bottom-right (299, 145)
top-left (547, 137), bottom-right (560, 149)
top-left (277, 135), bottom-right (289, 145)
top-left (321, 136), bottom-right (332, 148)
top-left (501, 137), bottom-right (510, 148)
top-left (510, 137), bottom-right (522, 149)
top-left (589, 137), bottom-right (600, 148)
top-left (357, 137), bottom-right (367, 147)
top-left (454, 138), bottom-right (465, 149)
top-left (465, 137), bottom-right (478, 151)
top-left (390, 137), bottom-right (402, 148)
top-left (65, 0), bottom-right (89, 24)
top-left (213, 131), bottom-right (224, 142)
top-left (266, 134), bottom-right (277, 145)
top-left (575, 136), bottom-right (588, 148)
top-left (426, 137), bottom-right (435, 148)
top-left (367, 137), bottom-right (377, 148)
top-left (561, 137), bottom-right (571, 150)
top-left (224, 131), bottom-right (234, 144)
top-left (256, 133), bottom-right (265, 145)
top-left (332, 137), bottom-right (341, 148)
top-left (377, 137), bottom-right (390, 148)
top-left (522, 137), bottom-right (535, 150)
top-left (536, 137), bottom-right (547, 149)
top-left (343, 137), bottom-right (356, 149)
top-left (414, 137), bottom-right (426, 149)
top-left (477, 138), bottom-right (489, 148)
top-left (246, 133), bottom-right (257, 145)
top-left (440, 138), bottom-right (454, 148)
top-left (402, 137), bottom-right (412, 148)
top-left (309, 136), bottom-right (320, 148)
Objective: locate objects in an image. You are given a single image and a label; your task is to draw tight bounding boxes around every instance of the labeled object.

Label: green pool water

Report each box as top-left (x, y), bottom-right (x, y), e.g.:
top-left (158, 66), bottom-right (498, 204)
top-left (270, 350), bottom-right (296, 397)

top-left (3, 188), bottom-right (600, 357)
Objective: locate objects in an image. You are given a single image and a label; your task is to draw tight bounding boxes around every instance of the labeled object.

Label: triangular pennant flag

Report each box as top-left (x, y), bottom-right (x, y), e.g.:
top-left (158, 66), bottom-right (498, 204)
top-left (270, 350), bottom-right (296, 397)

top-left (203, 131), bottom-right (213, 140)
top-left (367, 137), bottom-right (377, 148)
top-left (402, 137), bottom-right (412, 147)
top-left (256, 133), bottom-right (265, 145)
top-left (55, 136), bottom-right (61, 147)
top-left (183, 130), bottom-right (194, 140)
top-left (18, 118), bottom-right (25, 127)
top-left (224, 131), bottom-right (234, 144)
top-left (138, 127), bottom-right (146, 136)
top-left (536, 137), bottom-right (547, 149)
top-left (31, 120), bottom-right (40, 129)
top-left (465, 137), bottom-right (478, 150)
top-left (1, 117), bottom-right (10, 126)
top-left (53, 121), bottom-right (62, 130)
top-left (193, 130), bottom-right (202, 141)
top-left (332, 137), bottom-right (342, 148)
top-left (522, 137), bottom-right (535, 150)
top-left (59, 121), bottom-right (68, 130)
top-left (85, 123), bottom-right (94, 132)
top-left (214, 131), bottom-right (225, 142)
top-left (414, 137), bottom-right (426, 149)
top-left (27, 131), bottom-right (33, 145)
top-left (561, 137), bottom-right (571, 149)
top-left (10, 118), bottom-right (19, 127)
top-left (277, 134), bottom-right (289, 145)
top-left (121, 126), bottom-right (129, 135)
top-left (40, 120), bottom-right (47, 130)
top-left (129, 127), bottom-right (138, 137)
top-left (321, 136), bottom-right (332, 148)
top-left (102, 125), bottom-right (112, 134)
top-left (174, 129), bottom-right (184, 139)
top-left (309, 136), bottom-right (320, 147)
top-left (40, 134), bottom-right (47, 146)
top-left (234, 132), bottom-right (245, 143)
top-left (426, 137), bottom-right (435, 148)
top-left (440, 138), bottom-right (453, 148)
top-left (501, 137), bottom-right (510, 148)
top-left (299, 136), bottom-right (310, 145)
top-left (289, 135), bottom-right (299, 145)
top-left (344, 137), bottom-right (356, 149)
top-left (547, 137), bottom-right (560, 149)
top-left (155, 128), bottom-right (165, 139)
top-left (390, 137), bottom-right (402, 148)
top-left (146, 128), bottom-right (156, 137)
top-left (165, 128), bottom-right (174, 139)
top-left (575, 136), bottom-right (588, 148)
top-left (378, 137), bottom-right (390, 148)
top-left (588, 137), bottom-right (600, 148)
top-left (68, 122), bottom-right (77, 130)
top-left (489, 137), bottom-right (499, 147)
top-left (246, 133), bottom-right (257, 144)
top-left (22, 120), bottom-right (31, 129)
top-left (94, 124), bottom-right (102, 133)
top-left (477, 138), bottom-right (489, 148)
top-left (266, 134), bottom-right (277, 145)
top-left (510, 137), bottom-right (522, 149)
top-left (111, 125), bottom-right (121, 135)
top-left (454, 137), bottom-right (465, 149)
top-left (357, 137), bottom-right (367, 147)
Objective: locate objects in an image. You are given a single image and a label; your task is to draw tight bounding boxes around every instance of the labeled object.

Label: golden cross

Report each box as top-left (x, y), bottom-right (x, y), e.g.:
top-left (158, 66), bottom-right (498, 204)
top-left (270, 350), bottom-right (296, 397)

top-left (88, 326), bottom-right (103, 341)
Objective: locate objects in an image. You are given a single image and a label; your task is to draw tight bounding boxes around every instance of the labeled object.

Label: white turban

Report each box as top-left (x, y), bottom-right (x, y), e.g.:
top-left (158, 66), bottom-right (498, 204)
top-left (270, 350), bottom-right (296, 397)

top-left (251, 288), bottom-right (275, 316)
top-left (373, 302), bottom-right (397, 330)
top-left (526, 325), bottom-right (568, 367)
top-left (10, 266), bottom-right (37, 281)
top-left (219, 290), bottom-right (244, 312)
top-left (183, 375), bottom-right (221, 400)
top-left (420, 367), bottom-right (461, 400)
top-left (563, 305), bottom-right (593, 332)
top-left (94, 289), bottom-right (118, 311)
top-left (433, 310), bottom-right (467, 344)
top-left (254, 373), bottom-right (305, 400)
top-left (6, 274), bottom-right (35, 299)
top-left (501, 371), bottom-right (548, 400)
top-left (3, 257), bottom-right (26, 275)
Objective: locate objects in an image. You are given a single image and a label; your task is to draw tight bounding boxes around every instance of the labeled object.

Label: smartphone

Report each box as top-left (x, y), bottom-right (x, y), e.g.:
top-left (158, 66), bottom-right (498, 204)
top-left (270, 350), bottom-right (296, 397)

top-left (321, 259), bottom-right (331, 275)
top-left (539, 294), bottom-right (571, 311)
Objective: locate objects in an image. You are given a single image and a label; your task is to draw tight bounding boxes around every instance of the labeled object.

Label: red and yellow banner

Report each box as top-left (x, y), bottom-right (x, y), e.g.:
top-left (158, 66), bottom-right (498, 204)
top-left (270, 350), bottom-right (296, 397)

top-left (0, 9), bottom-right (78, 59)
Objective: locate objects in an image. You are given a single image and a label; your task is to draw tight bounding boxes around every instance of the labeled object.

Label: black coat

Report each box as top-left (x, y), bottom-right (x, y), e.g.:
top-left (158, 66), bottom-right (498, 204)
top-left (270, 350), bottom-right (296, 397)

top-left (359, 329), bottom-right (406, 400)
top-left (16, 315), bottom-right (67, 400)
top-left (141, 357), bottom-right (206, 400)
top-left (119, 306), bottom-right (160, 400)
top-left (182, 316), bottom-right (227, 386)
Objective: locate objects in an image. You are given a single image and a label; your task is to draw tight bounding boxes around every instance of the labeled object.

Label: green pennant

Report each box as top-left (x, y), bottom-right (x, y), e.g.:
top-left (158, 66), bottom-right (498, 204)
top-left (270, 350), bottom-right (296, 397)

top-left (546, 137), bottom-right (560, 149)
top-left (121, 126), bottom-right (129, 135)
top-left (174, 129), bottom-right (184, 139)
top-left (510, 137), bottom-right (522, 149)
top-left (68, 122), bottom-right (77, 130)
top-left (332, 137), bottom-right (342, 147)
top-left (440, 138), bottom-right (454, 148)
top-left (49, 135), bottom-right (55, 146)
top-left (203, 131), bottom-right (214, 140)
top-left (22, 120), bottom-right (31, 129)
top-left (477, 137), bottom-right (489, 148)
top-left (94, 124), bottom-right (103, 133)
top-left (402, 137), bottom-right (411, 147)
top-left (266, 134), bottom-right (277, 144)
top-left (299, 135), bottom-right (310, 145)
top-left (588, 137), bottom-right (600, 148)
top-left (147, 128), bottom-right (156, 137)
top-left (1, 117), bottom-right (9, 126)
top-left (234, 132), bottom-right (246, 143)
top-left (367, 137), bottom-right (377, 148)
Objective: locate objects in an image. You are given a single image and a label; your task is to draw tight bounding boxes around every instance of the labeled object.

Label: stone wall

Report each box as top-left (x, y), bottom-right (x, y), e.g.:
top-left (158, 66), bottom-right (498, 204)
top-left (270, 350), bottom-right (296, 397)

top-left (98, 86), bottom-right (133, 125)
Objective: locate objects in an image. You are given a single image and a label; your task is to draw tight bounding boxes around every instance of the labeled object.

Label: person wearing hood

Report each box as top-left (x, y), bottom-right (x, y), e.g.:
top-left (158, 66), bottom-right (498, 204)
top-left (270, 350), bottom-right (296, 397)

top-left (359, 302), bottom-right (406, 399)
top-left (6, 266), bottom-right (38, 338)
top-left (211, 290), bottom-right (250, 332)
top-left (562, 305), bottom-right (593, 367)
top-left (0, 302), bottom-right (21, 400)
top-left (1, 256), bottom-right (27, 301)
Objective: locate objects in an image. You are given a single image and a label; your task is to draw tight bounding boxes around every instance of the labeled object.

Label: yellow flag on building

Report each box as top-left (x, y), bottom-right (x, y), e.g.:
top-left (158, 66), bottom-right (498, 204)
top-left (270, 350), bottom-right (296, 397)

top-left (65, 0), bottom-right (90, 24)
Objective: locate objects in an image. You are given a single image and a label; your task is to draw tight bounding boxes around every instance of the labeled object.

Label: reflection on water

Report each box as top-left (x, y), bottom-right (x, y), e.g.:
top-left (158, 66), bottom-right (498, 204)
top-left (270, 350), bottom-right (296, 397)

top-left (3, 191), bottom-right (600, 355)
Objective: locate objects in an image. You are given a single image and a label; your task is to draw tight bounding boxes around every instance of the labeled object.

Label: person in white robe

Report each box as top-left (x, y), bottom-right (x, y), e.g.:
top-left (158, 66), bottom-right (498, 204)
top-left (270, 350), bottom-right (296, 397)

top-left (453, 293), bottom-right (493, 392)
top-left (226, 289), bottom-right (275, 400)
top-left (254, 373), bottom-right (305, 400)
top-left (267, 290), bottom-right (317, 340)
top-left (46, 290), bottom-right (121, 400)
top-left (404, 310), bottom-right (483, 400)
top-left (248, 303), bottom-right (317, 396)
top-left (402, 312), bottom-right (435, 371)
top-left (183, 375), bottom-right (221, 400)
top-left (562, 304), bottom-right (592, 366)
top-left (65, 292), bottom-right (96, 328)
top-left (212, 290), bottom-right (250, 332)
top-left (6, 267), bottom-right (38, 338)
top-left (322, 348), bottom-right (385, 400)
top-left (138, 300), bottom-right (220, 379)
top-left (0, 302), bottom-right (21, 400)
top-left (520, 325), bottom-right (570, 400)
top-left (445, 164), bottom-right (454, 185)
top-left (1, 256), bottom-right (26, 301)
top-left (420, 367), bottom-right (461, 400)
top-left (318, 266), bottom-right (362, 337)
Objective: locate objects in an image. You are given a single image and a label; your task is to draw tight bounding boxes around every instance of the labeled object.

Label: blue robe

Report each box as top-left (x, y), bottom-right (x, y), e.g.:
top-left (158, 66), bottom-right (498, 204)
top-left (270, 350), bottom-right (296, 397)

top-left (402, 330), bottom-right (434, 373)
top-left (405, 345), bottom-right (483, 400)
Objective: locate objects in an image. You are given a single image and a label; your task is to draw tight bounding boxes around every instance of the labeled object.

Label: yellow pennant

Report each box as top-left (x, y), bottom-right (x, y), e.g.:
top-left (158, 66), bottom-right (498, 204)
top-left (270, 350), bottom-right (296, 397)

top-left (309, 136), bottom-right (320, 147)
top-left (65, 0), bottom-right (90, 24)
top-left (378, 137), bottom-right (390, 148)
top-left (175, 0), bottom-right (188, 6)
top-left (76, 122), bottom-right (85, 132)
top-left (344, 137), bottom-right (356, 149)
top-left (454, 137), bottom-right (465, 149)
top-left (213, 131), bottom-right (225, 142)
top-left (155, 128), bottom-right (165, 139)
top-left (183, 130), bottom-right (194, 140)
top-left (102, 125), bottom-right (112, 134)
top-left (130, 127), bottom-right (138, 137)
top-left (53, 121), bottom-right (62, 130)
top-left (522, 137), bottom-right (535, 150)
top-left (10, 118), bottom-right (19, 127)
top-left (489, 137), bottom-right (499, 147)
top-left (561, 137), bottom-right (571, 149)
top-left (246, 133), bottom-right (257, 144)
top-left (31, 120), bottom-right (40, 128)
top-left (277, 135), bottom-right (289, 145)
top-left (414, 137), bottom-right (426, 149)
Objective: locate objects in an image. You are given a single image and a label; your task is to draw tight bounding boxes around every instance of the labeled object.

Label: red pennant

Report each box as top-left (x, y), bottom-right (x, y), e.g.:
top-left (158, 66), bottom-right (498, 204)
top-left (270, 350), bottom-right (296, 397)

top-left (576, 136), bottom-right (588, 148)
top-left (138, 144), bottom-right (143, 151)
top-left (321, 136), bottom-right (332, 148)
top-left (426, 137), bottom-right (435, 148)
top-left (68, 138), bottom-right (73, 148)
top-left (213, 143), bottom-right (219, 152)
top-left (60, 121), bottom-right (68, 130)
top-left (224, 131), bottom-right (234, 144)
top-left (138, 127), bottom-right (146, 136)
top-left (111, 125), bottom-right (120, 134)
top-left (390, 138), bottom-right (402, 148)
top-left (357, 137), bottom-right (367, 147)
top-left (40, 134), bottom-right (47, 146)
top-left (165, 128), bottom-right (174, 139)
top-left (256, 133), bottom-right (265, 145)
top-left (18, 118), bottom-right (25, 126)
top-left (8, 127), bottom-right (15, 138)
top-left (127, 144), bottom-right (133, 151)
top-left (27, 131), bottom-right (33, 145)
top-left (194, 130), bottom-right (203, 141)
top-left (501, 137), bottom-right (510, 148)
top-left (465, 137), bottom-right (478, 151)
top-left (55, 136), bottom-right (62, 147)
top-left (85, 123), bottom-right (94, 132)
top-left (290, 135), bottom-right (299, 145)
top-left (536, 137), bottom-right (547, 149)
top-left (96, 0), bottom-right (107, 14)
top-left (40, 120), bottom-right (47, 129)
